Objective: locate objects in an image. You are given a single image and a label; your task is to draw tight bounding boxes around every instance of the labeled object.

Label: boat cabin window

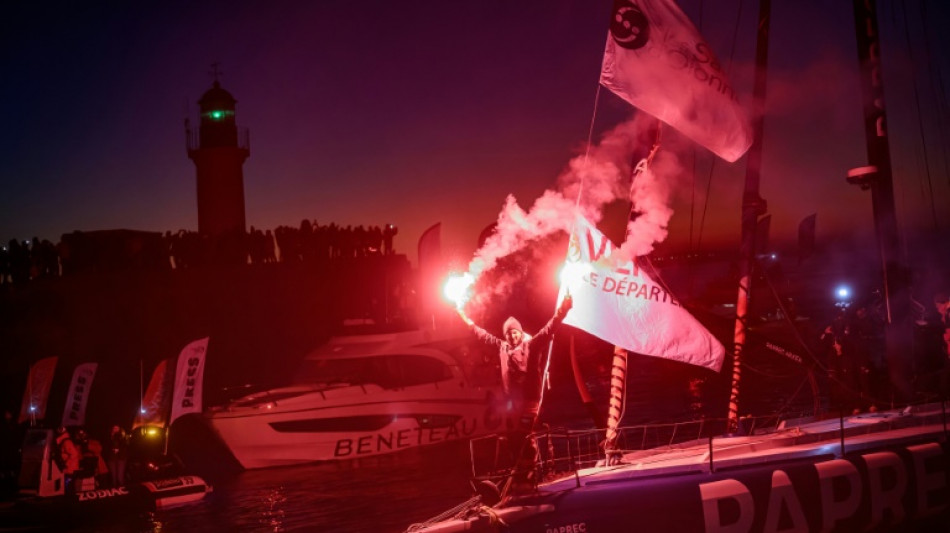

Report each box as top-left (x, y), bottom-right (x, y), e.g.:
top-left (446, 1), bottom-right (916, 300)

top-left (426, 338), bottom-right (501, 388)
top-left (296, 354), bottom-right (453, 389)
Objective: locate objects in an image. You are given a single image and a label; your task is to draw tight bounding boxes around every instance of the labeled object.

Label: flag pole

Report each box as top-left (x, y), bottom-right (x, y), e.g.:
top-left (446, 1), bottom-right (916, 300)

top-left (727, 0), bottom-right (771, 434)
top-left (538, 82), bottom-right (603, 409)
top-left (139, 359), bottom-right (144, 417)
top-left (28, 360), bottom-right (35, 427)
top-left (604, 123), bottom-right (661, 456)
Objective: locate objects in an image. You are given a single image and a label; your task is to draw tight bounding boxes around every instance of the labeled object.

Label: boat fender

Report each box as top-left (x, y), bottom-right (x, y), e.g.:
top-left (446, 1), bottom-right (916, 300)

top-left (471, 479), bottom-right (501, 506)
top-left (136, 476), bottom-right (212, 508)
top-left (139, 476), bottom-right (210, 495)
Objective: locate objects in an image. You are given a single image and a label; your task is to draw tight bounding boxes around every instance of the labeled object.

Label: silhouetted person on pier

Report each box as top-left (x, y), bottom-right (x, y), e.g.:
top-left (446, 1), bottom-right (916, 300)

top-left (0, 244), bottom-right (10, 284)
top-left (8, 239), bottom-right (29, 284)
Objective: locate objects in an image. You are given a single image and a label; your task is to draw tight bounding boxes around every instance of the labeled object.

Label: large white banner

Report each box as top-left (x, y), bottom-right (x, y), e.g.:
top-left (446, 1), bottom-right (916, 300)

top-left (561, 215), bottom-right (724, 371)
top-left (61, 362), bottom-right (97, 427)
top-left (170, 337), bottom-right (209, 425)
top-left (600, 0), bottom-right (752, 162)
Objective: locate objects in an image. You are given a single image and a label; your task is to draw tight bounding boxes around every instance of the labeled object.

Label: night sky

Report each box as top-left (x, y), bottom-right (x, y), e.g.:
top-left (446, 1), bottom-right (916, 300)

top-left (2, 0), bottom-right (948, 266)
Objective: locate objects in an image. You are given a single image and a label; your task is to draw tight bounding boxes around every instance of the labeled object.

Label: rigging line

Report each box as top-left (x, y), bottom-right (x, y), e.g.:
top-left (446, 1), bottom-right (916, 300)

top-left (759, 259), bottom-right (828, 371)
top-left (576, 83), bottom-right (603, 211)
top-left (767, 372), bottom-right (815, 418)
top-left (688, 148), bottom-right (697, 300)
top-left (685, 0), bottom-right (702, 293)
top-left (640, 256), bottom-right (678, 309)
top-left (695, 0), bottom-right (745, 251)
top-left (918, 0), bottom-right (950, 190)
top-left (741, 362), bottom-right (804, 379)
top-left (539, 80), bottom-right (604, 420)
top-left (898, 1), bottom-right (939, 231)
top-left (689, 0), bottom-right (703, 255)
top-left (695, 158), bottom-right (715, 251)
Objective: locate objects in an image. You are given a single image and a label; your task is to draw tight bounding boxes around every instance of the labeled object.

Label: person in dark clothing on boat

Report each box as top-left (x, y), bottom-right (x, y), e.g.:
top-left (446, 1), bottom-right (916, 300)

top-left (934, 292), bottom-right (950, 357)
top-left (918, 291), bottom-right (950, 397)
top-left (78, 428), bottom-right (109, 486)
top-left (107, 425), bottom-right (129, 487)
top-left (819, 312), bottom-right (852, 411)
top-left (55, 427), bottom-right (80, 493)
top-left (456, 294), bottom-right (572, 491)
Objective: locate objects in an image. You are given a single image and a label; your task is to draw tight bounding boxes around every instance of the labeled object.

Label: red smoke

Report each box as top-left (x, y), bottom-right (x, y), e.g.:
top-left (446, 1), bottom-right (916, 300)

top-left (461, 113), bottom-right (686, 316)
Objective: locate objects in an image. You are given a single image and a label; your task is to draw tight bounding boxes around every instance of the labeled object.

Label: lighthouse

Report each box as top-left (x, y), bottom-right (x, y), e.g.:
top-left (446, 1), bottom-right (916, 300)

top-left (186, 76), bottom-right (250, 246)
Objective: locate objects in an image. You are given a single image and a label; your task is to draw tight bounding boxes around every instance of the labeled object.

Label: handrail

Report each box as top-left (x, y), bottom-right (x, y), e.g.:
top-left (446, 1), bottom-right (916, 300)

top-left (467, 400), bottom-right (950, 483)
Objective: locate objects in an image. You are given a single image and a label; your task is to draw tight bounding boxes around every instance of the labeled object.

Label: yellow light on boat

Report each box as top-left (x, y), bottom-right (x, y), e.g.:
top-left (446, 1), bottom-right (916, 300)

top-left (146, 427), bottom-right (160, 437)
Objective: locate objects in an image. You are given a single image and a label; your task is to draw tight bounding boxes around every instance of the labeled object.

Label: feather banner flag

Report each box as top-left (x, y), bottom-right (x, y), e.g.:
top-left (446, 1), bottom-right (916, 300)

top-left (133, 358), bottom-right (173, 430)
top-left (600, 0), bottom-right (752, 162)
top-left (170, 337), bottom-right (210, 425)
top-left (560, 214), bottom-right (724, 371)
top-left (18, 356), bottom-right (58, 424)
top-left (61, 362), bottom-right (98, 427)
top-left (417, 222), bottom-right (443, 320)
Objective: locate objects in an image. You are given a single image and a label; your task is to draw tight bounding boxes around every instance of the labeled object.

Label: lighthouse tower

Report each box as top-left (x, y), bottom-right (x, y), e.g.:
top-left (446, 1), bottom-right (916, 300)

top-left (186, 76), bottom-right (250, 241)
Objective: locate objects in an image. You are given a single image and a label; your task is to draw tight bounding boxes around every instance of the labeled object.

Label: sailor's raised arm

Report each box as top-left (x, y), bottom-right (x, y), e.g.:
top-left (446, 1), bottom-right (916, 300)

top-left (456, 306), bottom-right (474, 327)
top-left (557, 293), bottom-right (573, 319)
top-left (536, 294), bottom-right (573, 340)
top-left (457, 307), bottom-right (502, 347)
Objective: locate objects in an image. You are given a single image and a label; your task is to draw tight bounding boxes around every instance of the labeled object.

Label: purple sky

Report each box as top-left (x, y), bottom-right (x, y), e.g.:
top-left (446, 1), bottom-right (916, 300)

top-left (2, 1), bottom-right (948, 266)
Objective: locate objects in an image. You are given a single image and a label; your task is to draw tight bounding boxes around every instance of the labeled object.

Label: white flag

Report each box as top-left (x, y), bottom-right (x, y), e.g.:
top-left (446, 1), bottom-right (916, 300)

top-left (170, 337), bottom-right (209, 425)
top-left (61, 362), bottom-right (97, 427)
top-left (600, 0), bottom-right (752, 162)
top-left (561, 215), bottom-right (724, 371)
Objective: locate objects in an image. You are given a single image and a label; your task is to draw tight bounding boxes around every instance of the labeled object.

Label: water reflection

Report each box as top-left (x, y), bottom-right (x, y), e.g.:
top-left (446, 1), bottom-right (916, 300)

top-left (126, 445), bottom-right (474, 533)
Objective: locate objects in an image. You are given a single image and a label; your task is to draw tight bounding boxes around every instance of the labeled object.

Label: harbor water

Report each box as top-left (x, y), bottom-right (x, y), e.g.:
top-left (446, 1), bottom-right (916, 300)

top-left (4, 444), bottom-right (476, 533)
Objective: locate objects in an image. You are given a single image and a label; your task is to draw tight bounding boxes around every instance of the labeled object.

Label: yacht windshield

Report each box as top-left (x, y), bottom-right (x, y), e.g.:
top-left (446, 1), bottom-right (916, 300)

top-left (295, 354), bottom-right (452, 389)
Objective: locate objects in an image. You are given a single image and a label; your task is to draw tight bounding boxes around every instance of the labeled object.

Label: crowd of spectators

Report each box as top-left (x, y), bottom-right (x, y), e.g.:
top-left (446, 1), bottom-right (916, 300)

top-left (0, 219), bottom-right (400, 283)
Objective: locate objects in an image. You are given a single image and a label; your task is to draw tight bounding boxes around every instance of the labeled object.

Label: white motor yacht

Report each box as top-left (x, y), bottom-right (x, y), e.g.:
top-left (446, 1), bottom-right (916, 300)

top-left (206, 328), bottom-right (510, 469)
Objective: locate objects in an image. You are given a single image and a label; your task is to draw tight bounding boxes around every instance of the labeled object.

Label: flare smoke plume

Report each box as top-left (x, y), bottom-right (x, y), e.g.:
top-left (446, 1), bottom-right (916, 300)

top-left (464, 114), bottom-right (686, 311)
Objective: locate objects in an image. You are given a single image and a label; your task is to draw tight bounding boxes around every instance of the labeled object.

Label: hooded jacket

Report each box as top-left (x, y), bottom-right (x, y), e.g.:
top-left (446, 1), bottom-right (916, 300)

top-left (466, 298), bottom-right (571, 401)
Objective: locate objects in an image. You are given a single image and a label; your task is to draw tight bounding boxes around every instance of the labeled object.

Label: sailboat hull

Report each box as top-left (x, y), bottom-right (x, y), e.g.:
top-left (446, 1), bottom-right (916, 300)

top-left (406, 406), bottom-right (950, 532)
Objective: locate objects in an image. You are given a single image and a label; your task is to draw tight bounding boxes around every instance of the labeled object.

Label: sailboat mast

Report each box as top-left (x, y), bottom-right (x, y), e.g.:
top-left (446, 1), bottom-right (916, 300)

top-left (727, 0), bottom-right (771, 433)
top-left (850, 0), bottom-right (912, 401)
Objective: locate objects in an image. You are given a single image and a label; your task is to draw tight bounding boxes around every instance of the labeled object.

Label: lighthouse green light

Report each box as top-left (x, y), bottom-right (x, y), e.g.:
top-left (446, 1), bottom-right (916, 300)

top-left (204, 109), bottom-right (232, 121)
